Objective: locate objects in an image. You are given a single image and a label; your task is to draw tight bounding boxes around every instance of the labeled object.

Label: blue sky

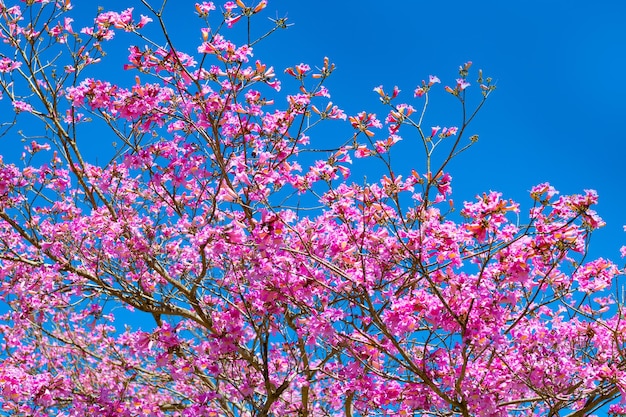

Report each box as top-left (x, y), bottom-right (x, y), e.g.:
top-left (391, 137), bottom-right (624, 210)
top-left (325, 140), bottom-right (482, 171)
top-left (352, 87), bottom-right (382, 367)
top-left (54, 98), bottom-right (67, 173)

top-left (247, 0), bottom-right (626, 261)
top-left (5, 0), bottom-right (623, 261)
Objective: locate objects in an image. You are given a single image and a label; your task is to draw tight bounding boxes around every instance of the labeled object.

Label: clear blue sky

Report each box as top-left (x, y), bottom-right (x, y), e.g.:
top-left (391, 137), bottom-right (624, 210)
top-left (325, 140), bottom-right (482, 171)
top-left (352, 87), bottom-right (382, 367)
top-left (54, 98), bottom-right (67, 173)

top-left (249, 0), bottom-right (626, 261)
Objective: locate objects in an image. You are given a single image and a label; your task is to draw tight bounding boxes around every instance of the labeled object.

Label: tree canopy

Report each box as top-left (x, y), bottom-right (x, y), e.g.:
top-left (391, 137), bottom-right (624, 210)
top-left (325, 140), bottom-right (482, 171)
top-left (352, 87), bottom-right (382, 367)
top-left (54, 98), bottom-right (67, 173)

top-left (0, 1), bottom-right (625, 416)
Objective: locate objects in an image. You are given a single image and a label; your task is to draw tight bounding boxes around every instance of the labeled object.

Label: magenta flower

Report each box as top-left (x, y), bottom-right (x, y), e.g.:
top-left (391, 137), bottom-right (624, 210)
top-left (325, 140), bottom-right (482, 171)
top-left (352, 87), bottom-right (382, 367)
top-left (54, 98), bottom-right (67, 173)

top-left (195, 1), bottom-right (216, 16)
top-left (456, 78), bottom-right (470, 90)
top-left (13, 100), bottom-right (33, 113)
top-left (224, 1), bottom-right (237, 12)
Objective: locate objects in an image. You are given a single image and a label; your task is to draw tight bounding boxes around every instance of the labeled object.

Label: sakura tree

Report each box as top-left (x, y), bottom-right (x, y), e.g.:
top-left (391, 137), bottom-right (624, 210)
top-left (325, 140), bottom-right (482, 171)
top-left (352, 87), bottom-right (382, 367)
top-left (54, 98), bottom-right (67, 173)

top-left (0, 1), bottom-right (625, 416)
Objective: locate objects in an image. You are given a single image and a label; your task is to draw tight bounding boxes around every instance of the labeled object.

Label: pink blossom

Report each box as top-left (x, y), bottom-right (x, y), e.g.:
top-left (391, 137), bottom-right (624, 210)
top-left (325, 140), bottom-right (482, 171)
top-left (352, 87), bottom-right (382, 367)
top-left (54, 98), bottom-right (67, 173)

top-left (224, 1), bottom-right (237, 12)
top-left (13, 100), bottom-right (33, 113)
top-left (195, 2), bottom-right (216, 16)
top-left (64, 17), bottom-right (74, 33)
top-left (440, 126), bottom-right (458, 137)
top-left (226, 14), bottom-right (242, 28)
top-left (456, 78), bottom-right (471, 90)
top-left (136, 15), bottom-right (152, 28)
top-left (0, 57), bottom-right (21, 73)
